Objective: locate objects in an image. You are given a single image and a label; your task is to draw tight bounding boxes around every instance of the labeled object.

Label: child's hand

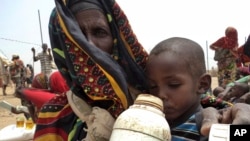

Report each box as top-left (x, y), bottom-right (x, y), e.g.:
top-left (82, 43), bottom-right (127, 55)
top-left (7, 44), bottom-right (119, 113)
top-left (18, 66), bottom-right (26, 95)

top-left (200, 107), bottom-right (221, 136)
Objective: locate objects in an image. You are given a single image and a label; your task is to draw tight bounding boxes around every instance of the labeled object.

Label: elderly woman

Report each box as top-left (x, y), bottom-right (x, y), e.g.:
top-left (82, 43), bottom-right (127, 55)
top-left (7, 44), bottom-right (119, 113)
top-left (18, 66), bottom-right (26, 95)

top-left (33, 1), bottom-right (250, 141)
top-left (34, 0), bottom-right (148, 140)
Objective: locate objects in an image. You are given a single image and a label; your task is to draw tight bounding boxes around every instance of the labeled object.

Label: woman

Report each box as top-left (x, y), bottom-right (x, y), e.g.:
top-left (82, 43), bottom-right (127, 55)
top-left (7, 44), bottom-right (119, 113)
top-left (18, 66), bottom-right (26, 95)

top-left (236, 35), bottom-right (250, 77)
top-left (34, 0), bottom-right (148, 140)
top-left (237, 45), bottom-right (250, 67)
top-left (33, 1), bottom-right (250, 140)
top-left (210, 26), bottom-right (239, 87)
top-left (15, 71), bottom-right (70, 122)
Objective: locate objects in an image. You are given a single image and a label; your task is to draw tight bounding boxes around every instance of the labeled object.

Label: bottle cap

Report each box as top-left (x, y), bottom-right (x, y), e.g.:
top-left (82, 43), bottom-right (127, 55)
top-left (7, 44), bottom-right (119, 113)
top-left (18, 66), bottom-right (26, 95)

top-left (134, 94), bottom-right (163, 112)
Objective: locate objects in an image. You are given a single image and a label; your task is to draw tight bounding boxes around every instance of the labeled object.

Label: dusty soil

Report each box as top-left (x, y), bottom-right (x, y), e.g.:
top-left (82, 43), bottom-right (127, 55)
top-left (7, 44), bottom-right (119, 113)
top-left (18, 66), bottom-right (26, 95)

top-left (0, 86), bottom-right (22, 129)
top-left (0, 77), bottom-right (219, 129)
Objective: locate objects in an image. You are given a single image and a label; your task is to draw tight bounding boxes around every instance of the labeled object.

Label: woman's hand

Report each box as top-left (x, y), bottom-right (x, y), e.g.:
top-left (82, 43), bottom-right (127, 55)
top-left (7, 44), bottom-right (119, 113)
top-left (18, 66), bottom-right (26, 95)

top-left (200, 103), bottom-right (250, 136)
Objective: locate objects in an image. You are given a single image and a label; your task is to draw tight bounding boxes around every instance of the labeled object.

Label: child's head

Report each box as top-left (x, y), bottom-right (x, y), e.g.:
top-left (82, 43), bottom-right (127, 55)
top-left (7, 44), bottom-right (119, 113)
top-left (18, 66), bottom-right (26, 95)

top-left (146, 37), bottom-right (211, 124)
top-left (213, 86), bottom-right (225, 97)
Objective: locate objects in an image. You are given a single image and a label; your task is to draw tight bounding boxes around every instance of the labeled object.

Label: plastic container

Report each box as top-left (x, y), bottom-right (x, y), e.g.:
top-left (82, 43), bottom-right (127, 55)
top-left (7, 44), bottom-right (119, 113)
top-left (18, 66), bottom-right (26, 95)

top-left (110, 94), bottom-right (171, 141)
top-left (209, 124), bottom-right (230, 141)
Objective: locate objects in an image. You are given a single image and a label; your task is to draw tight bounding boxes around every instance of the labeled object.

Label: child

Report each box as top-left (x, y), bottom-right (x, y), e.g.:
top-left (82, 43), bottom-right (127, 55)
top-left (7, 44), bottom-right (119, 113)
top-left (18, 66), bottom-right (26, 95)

top-left (215, 75), bottom-right (250, 104)
top-left (146, 37), bottom-right (211, 140)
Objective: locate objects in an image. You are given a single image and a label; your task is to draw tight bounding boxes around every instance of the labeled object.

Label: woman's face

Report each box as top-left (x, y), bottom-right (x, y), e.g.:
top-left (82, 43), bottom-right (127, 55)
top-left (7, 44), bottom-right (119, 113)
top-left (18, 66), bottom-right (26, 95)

top-left (75, 9), bottom-right (113, 54)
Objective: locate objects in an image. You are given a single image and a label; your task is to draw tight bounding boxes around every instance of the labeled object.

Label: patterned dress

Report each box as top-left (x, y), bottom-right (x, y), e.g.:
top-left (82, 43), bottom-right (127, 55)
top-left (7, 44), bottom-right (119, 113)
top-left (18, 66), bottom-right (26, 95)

top-left (210, 27), bottom-right (238, 87)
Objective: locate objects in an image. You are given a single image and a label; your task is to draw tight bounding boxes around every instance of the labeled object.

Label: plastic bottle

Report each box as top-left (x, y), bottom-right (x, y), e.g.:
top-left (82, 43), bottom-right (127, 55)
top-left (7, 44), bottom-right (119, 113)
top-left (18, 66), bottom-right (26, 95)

top-left (110, 94), bottom-right (171, 141)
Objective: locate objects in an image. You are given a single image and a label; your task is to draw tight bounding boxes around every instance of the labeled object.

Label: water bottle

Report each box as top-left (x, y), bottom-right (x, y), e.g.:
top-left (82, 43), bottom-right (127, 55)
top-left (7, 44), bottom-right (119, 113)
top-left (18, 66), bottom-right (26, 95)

top-left (110, 94), bottom-right (171, 141)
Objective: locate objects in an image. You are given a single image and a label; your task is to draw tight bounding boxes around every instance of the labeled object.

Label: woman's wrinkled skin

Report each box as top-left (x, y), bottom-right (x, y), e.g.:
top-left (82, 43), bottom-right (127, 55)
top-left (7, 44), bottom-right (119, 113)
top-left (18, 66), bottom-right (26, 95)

top-left (75, 9), bottom-right (113, 54)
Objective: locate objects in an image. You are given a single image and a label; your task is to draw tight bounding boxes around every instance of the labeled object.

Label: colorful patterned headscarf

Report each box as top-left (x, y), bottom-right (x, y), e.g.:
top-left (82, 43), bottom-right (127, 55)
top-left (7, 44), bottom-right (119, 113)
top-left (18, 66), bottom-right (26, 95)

top-left (34, 0), bottom-right (148, 140)
top-left (50, 0), bottom-right (148, 117)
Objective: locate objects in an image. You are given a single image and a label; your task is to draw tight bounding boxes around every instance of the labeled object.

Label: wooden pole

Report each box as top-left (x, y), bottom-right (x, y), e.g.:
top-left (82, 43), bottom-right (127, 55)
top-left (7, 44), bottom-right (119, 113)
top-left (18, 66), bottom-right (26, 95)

top-left (38, 10), bottom-right (43, 45)
top-left (206, 40), bottom-right (209, 73)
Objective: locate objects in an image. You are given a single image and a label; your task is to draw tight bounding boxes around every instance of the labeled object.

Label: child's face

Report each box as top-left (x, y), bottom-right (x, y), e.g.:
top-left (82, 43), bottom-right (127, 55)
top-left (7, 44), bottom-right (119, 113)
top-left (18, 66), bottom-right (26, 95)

top-left (146, 51), bottom-right (200, 122)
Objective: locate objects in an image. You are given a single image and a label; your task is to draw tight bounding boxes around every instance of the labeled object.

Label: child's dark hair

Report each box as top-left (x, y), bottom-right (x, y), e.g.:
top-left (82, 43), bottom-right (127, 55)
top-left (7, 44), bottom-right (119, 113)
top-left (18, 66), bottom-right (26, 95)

top-left (149, 37), bottom-right (206, 78)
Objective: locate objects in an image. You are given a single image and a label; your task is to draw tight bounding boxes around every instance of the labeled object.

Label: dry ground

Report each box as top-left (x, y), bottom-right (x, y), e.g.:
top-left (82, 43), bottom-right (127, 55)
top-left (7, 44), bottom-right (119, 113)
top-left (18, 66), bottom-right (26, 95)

top-left (0, 86), bottom-right (21, 129)
top-left (0, 77), bottom-right (219, 129)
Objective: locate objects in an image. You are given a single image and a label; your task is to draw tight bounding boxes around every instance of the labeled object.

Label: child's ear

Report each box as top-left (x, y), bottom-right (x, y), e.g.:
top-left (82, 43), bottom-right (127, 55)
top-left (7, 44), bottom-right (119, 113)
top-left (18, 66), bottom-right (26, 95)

top-left (197, 73), bottom-right (211, 94)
